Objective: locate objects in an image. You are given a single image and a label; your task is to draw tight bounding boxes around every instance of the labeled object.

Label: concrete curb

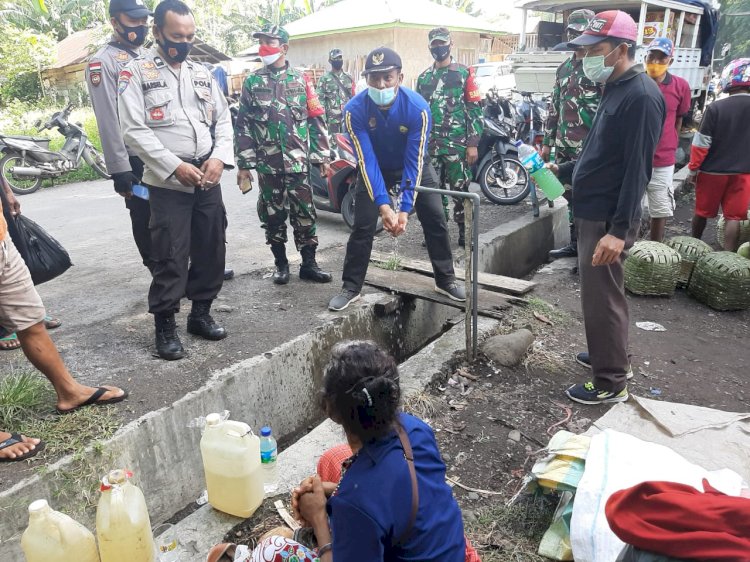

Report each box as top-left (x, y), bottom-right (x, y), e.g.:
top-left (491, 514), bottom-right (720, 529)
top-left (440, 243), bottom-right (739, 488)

top-left (161, 317), bottom-right (499, 562)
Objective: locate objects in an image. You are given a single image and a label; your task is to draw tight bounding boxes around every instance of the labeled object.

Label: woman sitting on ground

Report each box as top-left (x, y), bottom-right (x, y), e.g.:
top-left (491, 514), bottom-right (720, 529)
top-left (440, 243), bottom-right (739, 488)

top-left (208, 340), bottom-right (478, 562)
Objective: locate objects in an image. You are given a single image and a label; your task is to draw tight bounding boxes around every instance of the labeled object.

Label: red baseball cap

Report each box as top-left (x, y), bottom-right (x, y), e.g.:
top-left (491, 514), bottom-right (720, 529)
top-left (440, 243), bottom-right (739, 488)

top-left (568, 10), bottom-right (638, 47)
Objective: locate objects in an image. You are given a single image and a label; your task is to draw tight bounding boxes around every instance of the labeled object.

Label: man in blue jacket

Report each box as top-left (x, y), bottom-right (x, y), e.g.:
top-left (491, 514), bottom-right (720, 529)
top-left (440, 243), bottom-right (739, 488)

top-left (328, 47), bottom-right (464, 311)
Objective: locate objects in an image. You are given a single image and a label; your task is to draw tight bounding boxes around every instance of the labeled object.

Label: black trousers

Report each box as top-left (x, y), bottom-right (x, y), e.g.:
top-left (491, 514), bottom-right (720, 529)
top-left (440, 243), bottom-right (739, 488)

top-left (147, 185), bottom-right (226, 314)
top-left (124, 156), bottom-right (154, 272)
top-left (342, 163), bottom-right (455, 293)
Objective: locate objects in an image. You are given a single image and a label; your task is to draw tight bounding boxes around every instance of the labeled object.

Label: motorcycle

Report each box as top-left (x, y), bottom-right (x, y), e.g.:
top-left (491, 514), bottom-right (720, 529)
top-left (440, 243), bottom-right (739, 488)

top-left (311, 133), bottom-right (385, 232)
top-left (474, 89), bottom-right (530, 205)
top-left (0, 103), bottom-right (109, 195)
top-left (513, 90), bottom-right (549, 153)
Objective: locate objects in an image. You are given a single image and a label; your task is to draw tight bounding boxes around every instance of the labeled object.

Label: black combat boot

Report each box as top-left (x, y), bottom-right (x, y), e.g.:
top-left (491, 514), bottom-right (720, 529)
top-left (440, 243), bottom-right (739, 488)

top-left (154, 312), bottom-right (185, 361)
top-left (299, 245), bottom-right (332, 283)
top-left (270, 243), bottom-right (290, 285)
top-left (187, 300), bottom-right (227, 341)
top-left (457, 222), bottom-right (466, 248)
top-left (549, 224), bottom-right (578, 260)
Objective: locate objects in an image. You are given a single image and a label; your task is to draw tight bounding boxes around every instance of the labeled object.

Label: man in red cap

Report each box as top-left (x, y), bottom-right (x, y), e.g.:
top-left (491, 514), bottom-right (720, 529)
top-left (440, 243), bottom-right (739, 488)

top-left (552, 11), bottom-right (665, 405)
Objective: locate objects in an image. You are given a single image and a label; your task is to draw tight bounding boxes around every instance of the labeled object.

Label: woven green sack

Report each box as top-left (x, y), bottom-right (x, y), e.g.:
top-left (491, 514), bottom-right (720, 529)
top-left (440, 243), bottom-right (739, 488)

top-left (716, 212), bottom-right (750, 248)
top-left (666, 236), bottom-right (713, 288)
top-left (688, 251), bottom-right (750, 310)
top-left (624, 241), bottom-right (682, 296)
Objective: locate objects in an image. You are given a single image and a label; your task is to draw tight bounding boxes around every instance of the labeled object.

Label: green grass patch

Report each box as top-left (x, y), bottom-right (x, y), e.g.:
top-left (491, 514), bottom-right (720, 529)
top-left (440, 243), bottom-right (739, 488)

top-left (464, 493), bottom-right (557, 562)
top-left (0, 370), bottom-right (54, 428)
top-left (525, 296), bottom-right (569, 326)
top-left (373, 253), bottom-right (403, 271)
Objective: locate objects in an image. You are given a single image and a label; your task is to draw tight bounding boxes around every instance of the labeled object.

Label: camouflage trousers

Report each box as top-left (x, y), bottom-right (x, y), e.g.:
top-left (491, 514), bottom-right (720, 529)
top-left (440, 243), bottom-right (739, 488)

top-left (327, 117), bottom-right (343, 153)
top-left (257, 172), bottom-right (318, 249)
top-left (431, 153), bottom-right (472, 225)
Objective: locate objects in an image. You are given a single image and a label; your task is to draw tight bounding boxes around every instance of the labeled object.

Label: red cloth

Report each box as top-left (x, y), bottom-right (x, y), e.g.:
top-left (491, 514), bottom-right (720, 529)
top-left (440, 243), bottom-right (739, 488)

top-left (605, 479), bottom-right (750, 561)
top-left (694, 172), bottom-right (750, 220)
top-left (316, 443), bottom-right (353, 483)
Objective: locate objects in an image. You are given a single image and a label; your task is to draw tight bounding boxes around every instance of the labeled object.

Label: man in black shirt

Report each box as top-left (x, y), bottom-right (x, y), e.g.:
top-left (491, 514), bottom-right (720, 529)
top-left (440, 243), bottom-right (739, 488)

top-left (553, 11), bottom-right (666, 405)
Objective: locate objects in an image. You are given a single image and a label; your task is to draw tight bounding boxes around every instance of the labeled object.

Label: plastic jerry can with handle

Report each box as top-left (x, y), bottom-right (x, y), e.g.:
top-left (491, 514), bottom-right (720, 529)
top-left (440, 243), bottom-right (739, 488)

top-left (96, 469), bottom-right (156, 562)
top-left (200, 413), bottom-right (264, 518)
top-left (21, 499), bottom-right (100, 562)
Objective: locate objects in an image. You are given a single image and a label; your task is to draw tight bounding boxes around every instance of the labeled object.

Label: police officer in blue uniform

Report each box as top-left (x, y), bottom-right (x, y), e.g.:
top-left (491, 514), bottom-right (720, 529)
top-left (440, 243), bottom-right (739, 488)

top-left (328, 47), bottom-right (465, 311)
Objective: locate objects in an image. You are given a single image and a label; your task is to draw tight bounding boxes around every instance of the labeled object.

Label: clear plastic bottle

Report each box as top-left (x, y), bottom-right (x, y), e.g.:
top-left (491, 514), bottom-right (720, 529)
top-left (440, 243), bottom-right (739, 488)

top-left (259, 426), bottom-right (278, 494)
top-left (21, 499), bottom-right (100, 562)
top-left (514, 140), bottom-right (565, 200)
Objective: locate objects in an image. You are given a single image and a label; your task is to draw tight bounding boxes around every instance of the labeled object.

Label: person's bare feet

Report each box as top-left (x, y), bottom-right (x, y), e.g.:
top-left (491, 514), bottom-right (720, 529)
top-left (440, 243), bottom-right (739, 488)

top-left (0, 432), bottom-right (41, 460)
top-left (55, 385), bottom-right (128, 413)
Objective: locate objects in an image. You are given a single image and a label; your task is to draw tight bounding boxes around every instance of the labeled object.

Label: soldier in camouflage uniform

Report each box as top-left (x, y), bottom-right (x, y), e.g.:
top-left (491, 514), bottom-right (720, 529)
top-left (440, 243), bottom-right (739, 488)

top-left (416, 27), bottom-right (483, 247)
top-left (543, 9), bottom-right (602, 260)
top-left (317, 48), bottom-right (355, 151)
top-left (235, 24), bottom-right (332, 285)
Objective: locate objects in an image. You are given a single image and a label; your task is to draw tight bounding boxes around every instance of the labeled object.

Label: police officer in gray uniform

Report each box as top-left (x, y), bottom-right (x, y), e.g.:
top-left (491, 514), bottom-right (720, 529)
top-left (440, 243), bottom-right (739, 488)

top-left (86, 0), bottom-right (152, 271)
top-left (118, 0), bottom-right (234, 361)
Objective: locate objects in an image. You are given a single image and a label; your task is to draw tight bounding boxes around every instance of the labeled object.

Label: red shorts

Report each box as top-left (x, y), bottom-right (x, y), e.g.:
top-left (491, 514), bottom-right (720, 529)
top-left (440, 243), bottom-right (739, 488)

top-left (695, 172), bottom-right (750, 221)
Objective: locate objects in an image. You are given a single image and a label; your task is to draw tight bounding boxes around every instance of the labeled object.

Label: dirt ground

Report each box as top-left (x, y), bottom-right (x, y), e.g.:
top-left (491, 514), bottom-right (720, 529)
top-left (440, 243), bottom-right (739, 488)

top-left (215, 188), bottom-right (750, 561)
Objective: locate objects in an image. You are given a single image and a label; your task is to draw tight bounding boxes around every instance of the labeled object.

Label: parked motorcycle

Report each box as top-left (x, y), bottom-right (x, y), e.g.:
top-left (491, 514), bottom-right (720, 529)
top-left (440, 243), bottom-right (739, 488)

top-left (474, 89), bottom-right (530, 205)
top-left (0, 103), bottom-right (109, 195)
top-left (513, 90), bottom-right (548, 153)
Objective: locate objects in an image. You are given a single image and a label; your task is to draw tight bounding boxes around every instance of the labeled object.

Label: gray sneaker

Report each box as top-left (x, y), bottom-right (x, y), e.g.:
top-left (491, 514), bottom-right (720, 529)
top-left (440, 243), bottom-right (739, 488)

top-left (328, 290), bottom-right (361, 311)
top-left (435, 282), bottom-right (466, 302)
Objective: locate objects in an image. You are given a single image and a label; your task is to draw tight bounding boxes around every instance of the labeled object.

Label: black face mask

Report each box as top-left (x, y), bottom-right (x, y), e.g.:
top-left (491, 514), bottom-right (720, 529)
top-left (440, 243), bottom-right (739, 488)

top-left (116, 19), bottom-right (148, 47)
top-left (157, 35), bottom-right (193, 63)
top-left (430, 45), bottom-right (451, 62)
top-left (331, 59), bottom-right (343, 71)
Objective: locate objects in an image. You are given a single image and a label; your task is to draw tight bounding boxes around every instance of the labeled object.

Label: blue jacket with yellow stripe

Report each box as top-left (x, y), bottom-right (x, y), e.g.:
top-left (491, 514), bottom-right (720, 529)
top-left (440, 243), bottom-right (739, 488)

top-left (343, 87), bottom-right (432, 213)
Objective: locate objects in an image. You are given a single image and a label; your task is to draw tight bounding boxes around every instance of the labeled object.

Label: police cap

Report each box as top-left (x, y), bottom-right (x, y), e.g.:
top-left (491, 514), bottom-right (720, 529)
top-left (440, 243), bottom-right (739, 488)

top-left (109, 0), bottom-right (152, 18)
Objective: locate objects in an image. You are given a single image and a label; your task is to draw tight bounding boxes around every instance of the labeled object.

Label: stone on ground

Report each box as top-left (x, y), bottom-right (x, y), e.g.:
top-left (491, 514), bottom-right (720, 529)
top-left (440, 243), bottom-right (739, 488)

top-left (481, 329), bottom-right (535, 366)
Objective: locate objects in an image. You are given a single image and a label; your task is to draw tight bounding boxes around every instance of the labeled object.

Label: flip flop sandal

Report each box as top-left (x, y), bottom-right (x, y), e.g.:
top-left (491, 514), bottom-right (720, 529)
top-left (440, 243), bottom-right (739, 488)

top-left (44, 316), bottom-right (62, 330)
top-left (0, 332), bottom-right (21, 351)
top-left (206, 543), bottom-right (237, 562)
top-left (0, 433), bottom-right (46, 463)
top-left (56, 387), bottom-right (129, 415)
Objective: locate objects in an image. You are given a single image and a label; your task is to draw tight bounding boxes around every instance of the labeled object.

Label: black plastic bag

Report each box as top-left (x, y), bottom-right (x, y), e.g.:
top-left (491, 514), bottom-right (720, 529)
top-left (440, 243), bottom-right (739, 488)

top-left (10, 213), bottom-right (72, 285)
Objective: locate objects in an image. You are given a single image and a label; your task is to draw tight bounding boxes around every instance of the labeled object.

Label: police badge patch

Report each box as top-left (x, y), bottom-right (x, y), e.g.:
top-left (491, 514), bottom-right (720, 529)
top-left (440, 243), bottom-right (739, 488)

top-left (88, 61), bottom-right (102, 87)
top-left (118, 70), bottom-right (132, 95)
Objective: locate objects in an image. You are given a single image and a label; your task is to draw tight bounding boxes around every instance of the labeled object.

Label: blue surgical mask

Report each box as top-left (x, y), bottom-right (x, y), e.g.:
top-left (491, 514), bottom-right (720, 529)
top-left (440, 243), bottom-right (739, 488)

top-left (582, 45), bottom-right (619, 83)
top-left (368, 86), bottom-right (397, 106)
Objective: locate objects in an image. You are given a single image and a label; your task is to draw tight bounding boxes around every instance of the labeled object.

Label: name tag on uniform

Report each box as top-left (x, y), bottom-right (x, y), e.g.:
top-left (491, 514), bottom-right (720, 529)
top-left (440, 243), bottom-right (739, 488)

top-left (143, 80), bottom-right (168, 92)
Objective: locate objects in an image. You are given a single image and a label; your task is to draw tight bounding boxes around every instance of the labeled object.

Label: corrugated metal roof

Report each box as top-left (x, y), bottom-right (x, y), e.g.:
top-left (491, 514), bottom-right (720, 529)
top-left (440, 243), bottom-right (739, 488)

top-left (285, 0), bottom-right (503, 38)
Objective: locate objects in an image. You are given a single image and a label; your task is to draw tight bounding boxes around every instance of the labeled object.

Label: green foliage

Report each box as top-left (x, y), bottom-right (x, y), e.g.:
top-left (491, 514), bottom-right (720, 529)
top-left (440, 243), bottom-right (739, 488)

top-left (0, 0), bottom-right (108, 41)
top-left (716, 0), bottom-right (750, 63)
top-left (430, 0), bottom-right (482, 17)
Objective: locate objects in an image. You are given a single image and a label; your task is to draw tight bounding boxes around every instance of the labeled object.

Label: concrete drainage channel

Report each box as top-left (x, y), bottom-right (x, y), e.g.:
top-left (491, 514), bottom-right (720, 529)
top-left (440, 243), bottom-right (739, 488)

top-left (0, 202), bottom-right (567, 560)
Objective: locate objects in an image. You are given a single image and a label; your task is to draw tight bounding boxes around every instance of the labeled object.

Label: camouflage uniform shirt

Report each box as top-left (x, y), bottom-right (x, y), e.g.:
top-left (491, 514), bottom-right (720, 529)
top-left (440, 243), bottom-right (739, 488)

top-left (235, 63), bottom-right (329, 175)
top-left (416, 62), bottom-right (484, 157)
top-left (543, 56), bottom-right (602, 163)
top-left (317, 70), bottom-right (355, 135)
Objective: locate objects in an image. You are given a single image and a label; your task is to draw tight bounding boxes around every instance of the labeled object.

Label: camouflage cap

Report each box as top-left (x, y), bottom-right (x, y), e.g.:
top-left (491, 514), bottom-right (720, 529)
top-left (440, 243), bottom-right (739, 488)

top-left (567, 9), bottom-right (595, 32)
top-left (428, 27), bottom-right (451, 45)
top-left (362, 46), bottom-right (402, 75)
top-left (253, 23), bottom-right (290, 45)
top-left (329, 48), bottom-right (343, 60)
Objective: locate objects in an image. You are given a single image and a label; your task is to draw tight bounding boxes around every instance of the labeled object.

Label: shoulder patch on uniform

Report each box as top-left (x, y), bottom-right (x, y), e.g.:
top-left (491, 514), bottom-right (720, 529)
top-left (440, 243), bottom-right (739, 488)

top-left (153, 56), bottom-right (166, 69)
top-left (88, 61), bottom-right (102, 87)
top-left (118, 70), bottom-right (132, 95)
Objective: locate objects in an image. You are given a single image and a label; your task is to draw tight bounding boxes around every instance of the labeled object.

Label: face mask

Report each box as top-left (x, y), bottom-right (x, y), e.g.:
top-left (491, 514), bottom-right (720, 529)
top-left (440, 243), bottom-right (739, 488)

top-left (331, 60), bottom-right (343, 70)
top-left (259, 45), bottom-right (283, 66)
top-left (157, 36), bottom-right (192, 63)
top-left (116, 20), bottom-right (148, 46)
top-left (582, 45), bottom-right (620, 83)
top-left (646, 62), bottom-right (669, 78)
top-left (430, 45), bottom-right (451, 62)
top-left (368, 86), bottom-right (397, 106)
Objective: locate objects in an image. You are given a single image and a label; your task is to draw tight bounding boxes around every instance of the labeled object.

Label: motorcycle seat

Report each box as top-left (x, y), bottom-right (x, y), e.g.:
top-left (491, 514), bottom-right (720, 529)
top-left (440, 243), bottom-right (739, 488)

top-left (0, 135), bottom-right (51, 147)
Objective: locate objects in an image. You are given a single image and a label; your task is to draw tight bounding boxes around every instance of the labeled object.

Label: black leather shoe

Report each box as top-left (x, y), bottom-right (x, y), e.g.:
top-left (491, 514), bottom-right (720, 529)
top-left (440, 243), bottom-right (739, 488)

top-left (273, 263), bottom-right (290, 285)
top-left (300, 246), bottom-right (332, 283)
top-left (154, 313), bottom-right (185, 361)
top-left (549, 243), bottom-right (578, 260)
top-left (187, 301), bottom-right (227, 341)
